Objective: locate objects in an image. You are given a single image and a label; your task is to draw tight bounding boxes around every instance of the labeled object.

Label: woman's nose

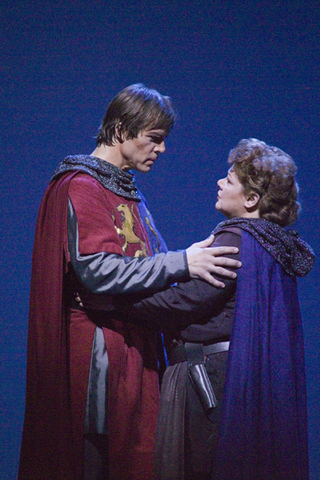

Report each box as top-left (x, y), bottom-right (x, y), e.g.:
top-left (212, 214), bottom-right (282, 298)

top-left (217, 178), bottom-right (224, 189)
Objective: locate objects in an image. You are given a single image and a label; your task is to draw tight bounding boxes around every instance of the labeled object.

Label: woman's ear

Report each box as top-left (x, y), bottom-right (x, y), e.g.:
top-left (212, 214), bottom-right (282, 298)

top-left (244, 192), bottom-right (260, 210)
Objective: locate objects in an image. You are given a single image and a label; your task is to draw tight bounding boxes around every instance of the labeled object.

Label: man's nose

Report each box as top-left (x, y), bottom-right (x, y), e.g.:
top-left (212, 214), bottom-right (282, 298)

top-left (155, 141), bottom-right (166, 154)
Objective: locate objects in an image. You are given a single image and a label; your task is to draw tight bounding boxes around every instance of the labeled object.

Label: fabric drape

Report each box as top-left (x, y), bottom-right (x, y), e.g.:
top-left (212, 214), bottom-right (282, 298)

top-left (212, 231), bottom-right (309, 480)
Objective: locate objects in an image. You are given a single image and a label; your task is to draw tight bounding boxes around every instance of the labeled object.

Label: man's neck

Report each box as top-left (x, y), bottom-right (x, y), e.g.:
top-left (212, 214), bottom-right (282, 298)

top-left (91, 144), bottom-right (125, 170)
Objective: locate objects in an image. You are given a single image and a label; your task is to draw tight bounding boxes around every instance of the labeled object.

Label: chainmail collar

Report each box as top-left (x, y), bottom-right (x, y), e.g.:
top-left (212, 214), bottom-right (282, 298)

top-left (51, 154), bottom-right (140, 201)
top-left (212, 217), bottom-right (315, 277)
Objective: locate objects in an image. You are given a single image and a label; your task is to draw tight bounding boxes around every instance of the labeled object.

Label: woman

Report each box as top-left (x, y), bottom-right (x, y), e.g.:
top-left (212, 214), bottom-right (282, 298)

top-left (118, 138), bottom-right (314, 480)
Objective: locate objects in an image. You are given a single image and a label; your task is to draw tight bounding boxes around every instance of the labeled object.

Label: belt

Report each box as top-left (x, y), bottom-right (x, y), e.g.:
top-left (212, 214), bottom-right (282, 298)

top-left (168, 341), bottom-right (230, 366)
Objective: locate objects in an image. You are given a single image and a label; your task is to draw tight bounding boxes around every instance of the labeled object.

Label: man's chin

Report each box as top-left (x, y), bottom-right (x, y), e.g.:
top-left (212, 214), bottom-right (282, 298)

top-left (140, 164), bottom-right (153, 173)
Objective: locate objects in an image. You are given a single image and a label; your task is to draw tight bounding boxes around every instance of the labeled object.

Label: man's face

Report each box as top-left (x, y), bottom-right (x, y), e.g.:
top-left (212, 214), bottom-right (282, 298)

top-left (119, 128), bottom-right (167, 173)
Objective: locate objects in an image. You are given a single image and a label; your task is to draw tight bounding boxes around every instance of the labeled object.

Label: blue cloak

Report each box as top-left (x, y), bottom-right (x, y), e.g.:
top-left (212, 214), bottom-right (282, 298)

top-left (212, 231), bottom-right (309, 480)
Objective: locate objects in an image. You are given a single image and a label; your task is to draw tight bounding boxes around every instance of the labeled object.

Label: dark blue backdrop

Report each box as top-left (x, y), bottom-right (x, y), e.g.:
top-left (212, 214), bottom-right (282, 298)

top-left (1, 1), bottom-right (319, 478)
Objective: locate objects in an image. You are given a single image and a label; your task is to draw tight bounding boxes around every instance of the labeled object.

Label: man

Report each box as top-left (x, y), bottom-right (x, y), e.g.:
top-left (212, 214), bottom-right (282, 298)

top-left (18, 84), bottom-right (240, 480)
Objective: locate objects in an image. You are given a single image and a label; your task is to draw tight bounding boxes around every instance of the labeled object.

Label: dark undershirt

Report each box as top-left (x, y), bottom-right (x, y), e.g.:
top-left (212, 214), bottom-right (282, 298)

top-left (114, 230), bottom-right (241, 345)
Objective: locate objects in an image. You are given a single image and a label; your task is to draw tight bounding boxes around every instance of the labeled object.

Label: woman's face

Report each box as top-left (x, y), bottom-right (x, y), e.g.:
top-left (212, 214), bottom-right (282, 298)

top-left (216, 167), bottom-right (250, 219)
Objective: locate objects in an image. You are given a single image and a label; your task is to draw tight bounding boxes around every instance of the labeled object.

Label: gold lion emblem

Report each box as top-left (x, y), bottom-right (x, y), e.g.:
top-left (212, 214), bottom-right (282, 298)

top-left (113, 204), bottom-right (147, 257)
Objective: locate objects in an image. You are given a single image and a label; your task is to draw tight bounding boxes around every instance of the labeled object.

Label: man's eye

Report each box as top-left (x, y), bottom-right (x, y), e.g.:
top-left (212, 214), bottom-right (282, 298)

top-left (150, 136), bottom-right (163, 144)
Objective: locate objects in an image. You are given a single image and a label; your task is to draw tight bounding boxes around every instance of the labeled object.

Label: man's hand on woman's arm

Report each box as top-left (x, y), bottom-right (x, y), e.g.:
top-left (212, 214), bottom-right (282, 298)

top-left (186, 235), bottom-right (241, 288)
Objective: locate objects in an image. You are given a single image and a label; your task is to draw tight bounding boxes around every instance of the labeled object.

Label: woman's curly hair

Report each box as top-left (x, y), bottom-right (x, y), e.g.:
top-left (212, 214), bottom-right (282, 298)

top-left (228, 138), bottom-right (300, 226)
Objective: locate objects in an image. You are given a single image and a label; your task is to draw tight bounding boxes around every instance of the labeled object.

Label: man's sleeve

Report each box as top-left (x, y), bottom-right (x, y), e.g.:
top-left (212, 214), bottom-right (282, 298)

top-left (114, 231), bottom-right (241, 328)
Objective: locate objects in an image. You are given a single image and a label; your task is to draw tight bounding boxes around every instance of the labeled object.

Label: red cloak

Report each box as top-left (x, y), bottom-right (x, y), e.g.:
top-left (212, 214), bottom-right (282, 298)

top-left (19, 172), bottom-right (160, 480)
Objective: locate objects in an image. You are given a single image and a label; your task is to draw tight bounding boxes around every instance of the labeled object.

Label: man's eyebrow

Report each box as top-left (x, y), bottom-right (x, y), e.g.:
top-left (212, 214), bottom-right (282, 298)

top-left (149, 131), bottom-right (165, 136)
top-left (148, 128), bottom-right (166, 134)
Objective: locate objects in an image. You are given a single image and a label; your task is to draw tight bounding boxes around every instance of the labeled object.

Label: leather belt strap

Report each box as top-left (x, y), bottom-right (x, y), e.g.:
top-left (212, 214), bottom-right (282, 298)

top-left (168, 341), bottom-right (230, 366)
